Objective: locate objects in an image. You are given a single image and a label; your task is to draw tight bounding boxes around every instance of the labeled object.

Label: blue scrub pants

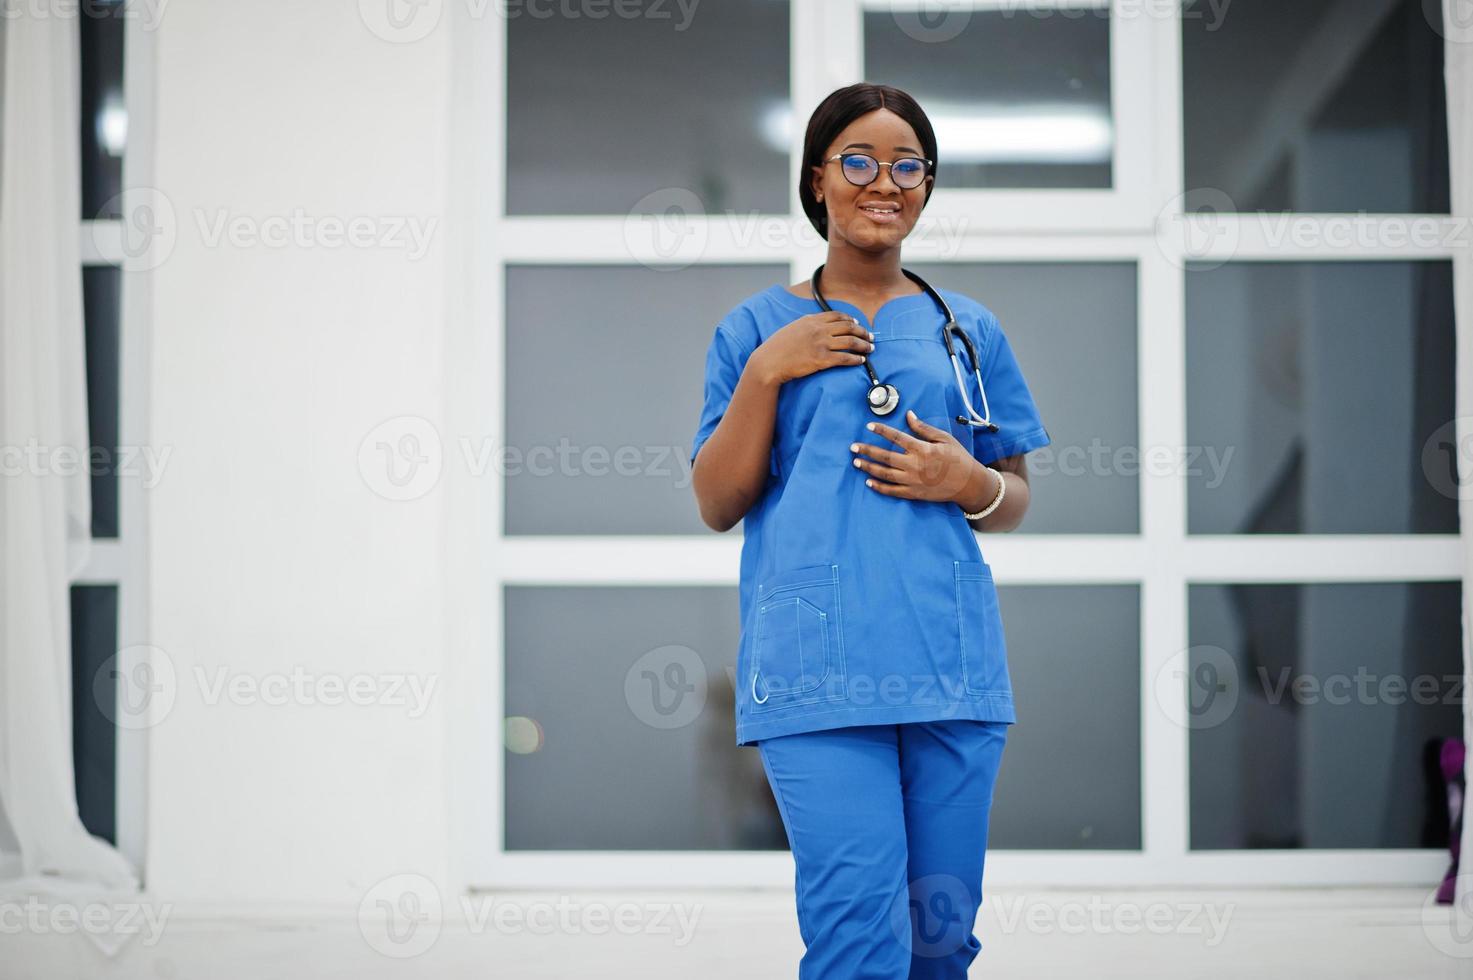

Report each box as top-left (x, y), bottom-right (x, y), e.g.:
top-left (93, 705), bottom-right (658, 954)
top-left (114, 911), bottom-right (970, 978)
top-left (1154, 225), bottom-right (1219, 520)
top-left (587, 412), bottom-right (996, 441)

top-left (757, 720), bottom-right (1009, 980)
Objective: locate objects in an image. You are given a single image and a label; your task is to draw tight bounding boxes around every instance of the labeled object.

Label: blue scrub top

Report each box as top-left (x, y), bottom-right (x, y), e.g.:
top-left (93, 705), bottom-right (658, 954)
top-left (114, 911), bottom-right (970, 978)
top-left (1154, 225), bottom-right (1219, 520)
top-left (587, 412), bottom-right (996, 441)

top-left (691, 283), bottom-right (1051, 747)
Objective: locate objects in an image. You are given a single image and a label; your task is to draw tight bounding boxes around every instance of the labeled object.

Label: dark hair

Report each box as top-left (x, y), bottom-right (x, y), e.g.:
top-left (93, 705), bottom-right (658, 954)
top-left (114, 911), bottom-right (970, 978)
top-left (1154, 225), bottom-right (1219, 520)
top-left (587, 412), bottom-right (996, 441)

top-left (799, 83), bottom-right (939, 241)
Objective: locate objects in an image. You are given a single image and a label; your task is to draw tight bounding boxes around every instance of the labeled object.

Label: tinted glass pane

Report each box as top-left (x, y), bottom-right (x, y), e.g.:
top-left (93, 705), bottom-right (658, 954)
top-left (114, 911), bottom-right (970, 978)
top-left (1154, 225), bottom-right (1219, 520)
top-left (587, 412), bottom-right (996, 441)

top-left (909, 262), bottom-right (1137, 533)
top-left (504, 263), bottom-right (787, 535)
top-left (506, 0), bottom-right (789, 216)
top-left (865, 7), bottom-right (1112, 188)
top-left (1186, 260), bottom-right (1456, 534)
top-left (71, 585), bottom-right (118, 845)
top-left (80, 1), bottom-right (126, 219)
top-left (504, 585), bottom-right (787, 850)
top-left (1188, 582), bottom-right (1462, 849)
top-left (990, 585), bottom-right (1141, 849)
top-left (83, 265), bottom-right (122, 539)
top-left (1183, 0), bottom-right (1449, 213)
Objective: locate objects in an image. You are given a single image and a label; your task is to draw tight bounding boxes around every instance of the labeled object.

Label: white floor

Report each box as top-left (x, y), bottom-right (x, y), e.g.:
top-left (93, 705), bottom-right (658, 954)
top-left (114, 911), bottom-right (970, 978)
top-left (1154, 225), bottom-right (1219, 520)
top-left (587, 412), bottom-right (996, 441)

top-left (3, 887), bottom-right (1471, 979)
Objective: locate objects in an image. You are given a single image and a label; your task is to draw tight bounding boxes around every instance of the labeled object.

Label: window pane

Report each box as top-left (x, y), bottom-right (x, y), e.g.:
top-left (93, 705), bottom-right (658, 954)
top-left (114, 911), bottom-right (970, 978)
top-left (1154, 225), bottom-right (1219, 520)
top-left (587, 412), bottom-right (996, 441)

top-left (864, 7), bottom-right (1112, 189)
top-left (506, 0), bottom-right (790, 216)
top-left (504, 585), bottom-right (787, 850)
top-left (1188, 582), bottom-right (1462, 849)
top-left (83, 266), bottom-right (122, 539)
top-left (1183, 0), bottom-right (1449, 213)
top-left (909, 262), bottom-right (1138, 533)
top-left (1186, 260), bottom-right (1456, 534)
top-left (991, 585), bottom-right (1141, 849)
top-left (80, 1), bottom-right (126, 219)
top-left (71, 585), bottom-right (118, 845)
top-left (504, 263), bottom-right (786, 535)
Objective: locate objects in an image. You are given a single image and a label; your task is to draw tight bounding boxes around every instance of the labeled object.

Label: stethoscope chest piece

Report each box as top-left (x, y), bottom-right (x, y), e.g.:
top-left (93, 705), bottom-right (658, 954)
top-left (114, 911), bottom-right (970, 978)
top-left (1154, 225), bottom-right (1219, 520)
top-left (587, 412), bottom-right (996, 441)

top-left (867, 381), bottom-right (899, 415)
top-left (810, 263), bottom-right (999, 431)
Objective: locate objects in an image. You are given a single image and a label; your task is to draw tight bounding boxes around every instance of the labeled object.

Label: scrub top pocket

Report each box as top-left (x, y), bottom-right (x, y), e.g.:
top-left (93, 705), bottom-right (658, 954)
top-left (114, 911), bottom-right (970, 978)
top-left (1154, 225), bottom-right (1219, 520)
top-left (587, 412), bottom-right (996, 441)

top-left (954, 560), bottom-right (1010, 697)
top-left (752, 562), bottom-right (847, 710)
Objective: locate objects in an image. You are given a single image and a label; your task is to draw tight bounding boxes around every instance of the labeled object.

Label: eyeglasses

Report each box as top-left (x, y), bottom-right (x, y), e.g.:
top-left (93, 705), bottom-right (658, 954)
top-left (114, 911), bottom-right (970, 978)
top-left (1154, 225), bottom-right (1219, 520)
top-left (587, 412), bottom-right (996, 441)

top-left (823, 152), bottom-right (933, 190)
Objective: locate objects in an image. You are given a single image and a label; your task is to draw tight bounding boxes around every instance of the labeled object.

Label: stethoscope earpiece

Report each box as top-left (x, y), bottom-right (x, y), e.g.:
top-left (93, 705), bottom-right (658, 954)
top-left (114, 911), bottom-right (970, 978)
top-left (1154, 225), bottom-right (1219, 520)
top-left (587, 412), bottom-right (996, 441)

top-left (810, 264), bottom-right (997, 431)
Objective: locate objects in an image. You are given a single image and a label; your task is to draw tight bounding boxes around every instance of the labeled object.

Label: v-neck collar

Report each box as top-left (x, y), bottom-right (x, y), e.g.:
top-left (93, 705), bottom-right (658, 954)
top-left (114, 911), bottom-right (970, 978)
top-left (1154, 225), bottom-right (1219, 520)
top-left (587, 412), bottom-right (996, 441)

top-left (765, 284), bottom-right (934, 330)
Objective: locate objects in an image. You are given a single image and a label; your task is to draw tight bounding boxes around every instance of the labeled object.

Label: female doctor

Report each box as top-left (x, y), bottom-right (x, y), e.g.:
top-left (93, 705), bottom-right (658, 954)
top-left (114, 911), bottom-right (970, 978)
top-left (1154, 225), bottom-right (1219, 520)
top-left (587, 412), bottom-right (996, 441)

top-left (689, 83), bottom-right (1051, 979)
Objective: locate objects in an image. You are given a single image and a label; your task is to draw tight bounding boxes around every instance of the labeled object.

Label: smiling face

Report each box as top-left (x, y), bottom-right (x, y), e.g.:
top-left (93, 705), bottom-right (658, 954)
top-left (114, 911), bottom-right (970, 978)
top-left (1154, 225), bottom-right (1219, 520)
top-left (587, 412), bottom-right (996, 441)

top-left (809, 108), bottom-right (934, 252)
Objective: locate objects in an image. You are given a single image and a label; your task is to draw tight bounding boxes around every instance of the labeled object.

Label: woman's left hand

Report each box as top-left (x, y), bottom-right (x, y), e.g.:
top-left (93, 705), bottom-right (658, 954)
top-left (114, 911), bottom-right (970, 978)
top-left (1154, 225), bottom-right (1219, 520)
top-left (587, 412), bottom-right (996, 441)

top-left (850, 409), bottom-right (980, 503)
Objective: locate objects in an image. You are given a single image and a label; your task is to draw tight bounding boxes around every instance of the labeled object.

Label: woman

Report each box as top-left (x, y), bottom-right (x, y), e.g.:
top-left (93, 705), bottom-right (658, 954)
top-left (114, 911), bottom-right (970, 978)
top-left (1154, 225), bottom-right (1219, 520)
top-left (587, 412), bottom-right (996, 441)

top-left (689, 82), bottom-right (1051, 979)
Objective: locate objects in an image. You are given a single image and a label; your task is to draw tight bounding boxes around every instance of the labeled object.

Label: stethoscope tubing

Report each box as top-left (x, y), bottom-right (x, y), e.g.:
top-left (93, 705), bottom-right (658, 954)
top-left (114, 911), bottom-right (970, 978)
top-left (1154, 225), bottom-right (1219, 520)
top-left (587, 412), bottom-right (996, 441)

top-left (809, 264), bottom-right (998, 432)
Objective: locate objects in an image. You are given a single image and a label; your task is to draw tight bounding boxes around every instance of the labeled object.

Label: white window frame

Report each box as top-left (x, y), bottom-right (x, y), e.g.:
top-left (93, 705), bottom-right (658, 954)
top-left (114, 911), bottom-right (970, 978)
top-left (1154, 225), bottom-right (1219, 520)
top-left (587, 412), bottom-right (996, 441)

top-left (447, 0), bottom-right (1465, 891)
top-left (75, 15), bottom-right (155, 880)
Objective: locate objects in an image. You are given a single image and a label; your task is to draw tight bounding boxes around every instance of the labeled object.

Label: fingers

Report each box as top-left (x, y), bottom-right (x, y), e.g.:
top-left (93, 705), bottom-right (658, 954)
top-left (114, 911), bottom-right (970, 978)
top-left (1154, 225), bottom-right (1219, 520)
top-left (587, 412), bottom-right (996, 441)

top-left (852, 454), bottom-right (908, 484)
top-left (865, 418), bottom-right (925, 451)
top-left (850, 440), bottom-right (903, 467)
top-left (823, 314), bottom-right (873, 341)
top-left (861, 474), bottom-right (917, 499)
top-left (829, 333), bottom-right (874, 355)
top-left (904, 411), bottom-right (945, 438)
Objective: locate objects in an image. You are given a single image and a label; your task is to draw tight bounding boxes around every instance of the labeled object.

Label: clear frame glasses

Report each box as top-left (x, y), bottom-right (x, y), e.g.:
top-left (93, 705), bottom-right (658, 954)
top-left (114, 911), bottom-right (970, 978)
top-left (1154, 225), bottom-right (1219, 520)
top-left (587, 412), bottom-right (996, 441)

top-left (824, 152), bottom-right (933, 189)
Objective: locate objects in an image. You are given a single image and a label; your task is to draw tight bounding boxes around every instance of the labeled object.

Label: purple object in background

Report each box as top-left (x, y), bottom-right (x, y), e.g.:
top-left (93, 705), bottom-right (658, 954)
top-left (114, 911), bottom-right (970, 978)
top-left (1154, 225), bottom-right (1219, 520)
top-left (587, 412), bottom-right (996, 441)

top-left (1437, 738), bottom-right (1465, 905)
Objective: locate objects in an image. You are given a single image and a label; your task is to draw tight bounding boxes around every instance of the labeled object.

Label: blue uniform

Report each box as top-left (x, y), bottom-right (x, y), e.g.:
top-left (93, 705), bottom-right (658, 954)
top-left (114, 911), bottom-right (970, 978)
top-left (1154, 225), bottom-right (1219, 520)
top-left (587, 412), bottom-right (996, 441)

top-left (690, 284), bottom-right (1051, 748)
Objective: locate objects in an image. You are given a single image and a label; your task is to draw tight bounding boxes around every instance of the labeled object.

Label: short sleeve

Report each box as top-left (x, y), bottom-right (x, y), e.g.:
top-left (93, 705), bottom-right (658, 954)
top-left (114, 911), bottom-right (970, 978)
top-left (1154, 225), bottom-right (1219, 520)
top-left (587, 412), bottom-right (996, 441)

top-left (690, 321), bottom-right (758, 469)
top-left (970, 314), bottom-right (1051, 466)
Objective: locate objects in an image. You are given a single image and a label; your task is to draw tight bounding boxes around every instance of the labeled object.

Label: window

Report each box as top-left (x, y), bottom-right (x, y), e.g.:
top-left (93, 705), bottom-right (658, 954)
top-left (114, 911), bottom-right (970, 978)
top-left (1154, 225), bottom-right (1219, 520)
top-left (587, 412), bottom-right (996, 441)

top-left (460, 0), bottom-right (1460, 888)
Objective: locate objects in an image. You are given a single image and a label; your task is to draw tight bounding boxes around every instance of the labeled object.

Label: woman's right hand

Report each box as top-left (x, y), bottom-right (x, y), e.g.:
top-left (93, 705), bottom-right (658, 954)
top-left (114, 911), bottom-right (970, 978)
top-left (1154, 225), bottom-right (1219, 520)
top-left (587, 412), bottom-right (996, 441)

top-left (751, 312), bottom-right (875, 386)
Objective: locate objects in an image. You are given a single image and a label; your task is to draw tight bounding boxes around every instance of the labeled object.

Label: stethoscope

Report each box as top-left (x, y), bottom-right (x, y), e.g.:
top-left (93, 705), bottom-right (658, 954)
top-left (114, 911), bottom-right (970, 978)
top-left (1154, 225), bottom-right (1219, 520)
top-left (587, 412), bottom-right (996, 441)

top-left (809, 264), bottom-right (998, 432)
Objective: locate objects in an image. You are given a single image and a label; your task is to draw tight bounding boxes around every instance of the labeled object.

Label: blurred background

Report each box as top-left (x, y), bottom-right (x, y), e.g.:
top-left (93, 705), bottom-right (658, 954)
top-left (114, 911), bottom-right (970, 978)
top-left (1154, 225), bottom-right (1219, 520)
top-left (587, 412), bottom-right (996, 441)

top-left (1, 0), bottom-right (1471, 976)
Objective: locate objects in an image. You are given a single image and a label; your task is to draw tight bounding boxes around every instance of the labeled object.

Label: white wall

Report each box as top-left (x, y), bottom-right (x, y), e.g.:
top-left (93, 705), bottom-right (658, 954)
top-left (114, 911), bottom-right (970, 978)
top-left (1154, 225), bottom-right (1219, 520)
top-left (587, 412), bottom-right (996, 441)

top-left (147, 2), bottom-right (451, 902)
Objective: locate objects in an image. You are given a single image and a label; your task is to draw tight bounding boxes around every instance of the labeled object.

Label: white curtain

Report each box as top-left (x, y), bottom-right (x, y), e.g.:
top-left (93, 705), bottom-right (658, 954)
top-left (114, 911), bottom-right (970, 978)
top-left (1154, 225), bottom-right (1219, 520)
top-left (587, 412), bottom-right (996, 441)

top-left (0, 9), bottom-right (138, 893)
top-left (1450, 0), bottom-right (1473, 933)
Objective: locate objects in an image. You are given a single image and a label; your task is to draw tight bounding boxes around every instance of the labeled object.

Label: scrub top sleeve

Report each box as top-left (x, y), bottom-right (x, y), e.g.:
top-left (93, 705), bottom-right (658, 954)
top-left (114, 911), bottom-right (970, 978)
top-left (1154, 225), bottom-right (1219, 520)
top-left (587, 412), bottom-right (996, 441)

top-left (971, 313), bottom-right (1052, 466)
top-left (690, 319), bottom-right (775, 474)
